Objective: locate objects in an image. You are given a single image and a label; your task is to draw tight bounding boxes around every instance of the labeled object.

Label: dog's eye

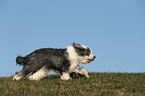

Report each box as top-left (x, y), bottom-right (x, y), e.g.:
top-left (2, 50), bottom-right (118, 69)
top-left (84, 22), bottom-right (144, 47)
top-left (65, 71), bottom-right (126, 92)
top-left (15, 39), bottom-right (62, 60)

top-left (86, 48), bottom-right (91, 55)
top-left (78, 48), bottom-right (91, 56)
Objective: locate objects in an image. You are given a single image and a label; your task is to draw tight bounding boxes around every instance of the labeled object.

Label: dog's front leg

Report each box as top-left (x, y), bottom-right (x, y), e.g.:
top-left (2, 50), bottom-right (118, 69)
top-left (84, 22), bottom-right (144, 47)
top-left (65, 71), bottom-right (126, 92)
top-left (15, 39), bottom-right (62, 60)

top-left (61, 72), bottom-right (71, 80)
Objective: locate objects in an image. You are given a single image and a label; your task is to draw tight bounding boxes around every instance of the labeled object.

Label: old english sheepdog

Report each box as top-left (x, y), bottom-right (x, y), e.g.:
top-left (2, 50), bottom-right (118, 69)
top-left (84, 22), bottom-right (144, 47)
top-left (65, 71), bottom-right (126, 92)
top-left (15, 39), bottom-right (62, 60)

top-left (13, 42), bottom-right (96, 81)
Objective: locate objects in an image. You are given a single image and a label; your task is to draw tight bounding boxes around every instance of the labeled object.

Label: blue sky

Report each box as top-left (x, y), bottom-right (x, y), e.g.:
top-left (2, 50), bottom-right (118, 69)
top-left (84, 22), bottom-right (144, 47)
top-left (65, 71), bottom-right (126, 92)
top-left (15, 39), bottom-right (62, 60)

top-left (0, 0), bottom-right (145, 77)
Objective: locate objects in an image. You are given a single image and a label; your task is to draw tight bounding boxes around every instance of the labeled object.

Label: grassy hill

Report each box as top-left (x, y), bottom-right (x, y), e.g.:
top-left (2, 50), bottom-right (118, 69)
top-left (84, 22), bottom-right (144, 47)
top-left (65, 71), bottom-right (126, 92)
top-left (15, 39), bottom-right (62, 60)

top-left (0, 73), bottom-right (145, 96)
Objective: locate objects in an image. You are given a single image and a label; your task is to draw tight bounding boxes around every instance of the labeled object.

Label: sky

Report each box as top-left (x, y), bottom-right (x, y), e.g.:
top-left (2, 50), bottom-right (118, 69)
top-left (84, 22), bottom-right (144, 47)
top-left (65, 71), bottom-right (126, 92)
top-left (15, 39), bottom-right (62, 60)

top-left (0, 0), bottom-right (145, 77)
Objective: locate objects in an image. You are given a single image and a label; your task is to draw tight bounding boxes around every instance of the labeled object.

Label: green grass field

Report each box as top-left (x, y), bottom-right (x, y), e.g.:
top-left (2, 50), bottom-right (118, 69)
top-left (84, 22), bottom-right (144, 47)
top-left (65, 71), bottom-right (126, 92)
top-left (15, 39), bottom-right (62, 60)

top-left (0, 73), bottom-right (145, 96)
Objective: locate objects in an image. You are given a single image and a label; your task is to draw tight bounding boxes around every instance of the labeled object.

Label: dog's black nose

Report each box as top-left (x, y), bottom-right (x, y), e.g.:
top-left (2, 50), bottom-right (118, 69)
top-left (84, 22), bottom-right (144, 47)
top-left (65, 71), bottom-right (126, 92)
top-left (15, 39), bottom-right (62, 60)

top-left (94, 56), bottom-right (96, 59)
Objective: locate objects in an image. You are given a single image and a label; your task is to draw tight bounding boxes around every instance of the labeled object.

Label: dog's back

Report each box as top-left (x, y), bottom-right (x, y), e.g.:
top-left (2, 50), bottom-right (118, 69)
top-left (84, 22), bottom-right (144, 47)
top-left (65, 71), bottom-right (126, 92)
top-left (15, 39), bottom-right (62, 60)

top-left (16, 48), bottom-right (69, 69)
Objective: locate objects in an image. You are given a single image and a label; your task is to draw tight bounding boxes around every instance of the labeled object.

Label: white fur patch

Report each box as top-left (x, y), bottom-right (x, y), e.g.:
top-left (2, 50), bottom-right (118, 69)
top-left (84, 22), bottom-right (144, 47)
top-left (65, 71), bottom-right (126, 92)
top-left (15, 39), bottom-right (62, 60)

top-left (13, 74), bottom-right (23, 80)
top-left (61, 72), bottom-right (71, 80)
top-left (28, 67), bottom-right (48, 80)
top-left (66, 46), bottom-right (80, 72)
top-left (66, 46), bottom-right (80, 63)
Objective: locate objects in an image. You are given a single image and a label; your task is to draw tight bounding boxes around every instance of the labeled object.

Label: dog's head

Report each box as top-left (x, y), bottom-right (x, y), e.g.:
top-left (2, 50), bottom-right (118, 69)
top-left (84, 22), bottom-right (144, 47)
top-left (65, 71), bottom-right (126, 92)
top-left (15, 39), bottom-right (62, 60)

top-left (72, 42), bottom-right (96, 64)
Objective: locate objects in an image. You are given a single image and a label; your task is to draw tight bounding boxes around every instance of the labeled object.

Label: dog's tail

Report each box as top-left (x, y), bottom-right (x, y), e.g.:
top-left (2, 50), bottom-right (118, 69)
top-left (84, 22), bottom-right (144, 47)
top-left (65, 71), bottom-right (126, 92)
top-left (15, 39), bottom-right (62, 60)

top-left (16, 55), bottom-right (28, 65)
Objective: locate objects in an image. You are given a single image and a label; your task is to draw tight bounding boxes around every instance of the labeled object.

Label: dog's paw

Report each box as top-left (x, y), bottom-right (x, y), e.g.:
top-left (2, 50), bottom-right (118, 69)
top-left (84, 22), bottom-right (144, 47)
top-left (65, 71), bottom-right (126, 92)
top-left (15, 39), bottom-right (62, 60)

top-left (13, 75), bottom-right (23, 81)
top-left (61, 72), bottom-right (71, 80)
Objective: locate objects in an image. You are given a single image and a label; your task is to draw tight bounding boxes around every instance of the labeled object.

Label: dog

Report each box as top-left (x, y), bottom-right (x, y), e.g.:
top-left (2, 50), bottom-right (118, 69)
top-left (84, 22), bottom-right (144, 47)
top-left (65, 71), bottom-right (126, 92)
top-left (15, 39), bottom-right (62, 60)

top-left (13, 42), bottom-right (96, 80)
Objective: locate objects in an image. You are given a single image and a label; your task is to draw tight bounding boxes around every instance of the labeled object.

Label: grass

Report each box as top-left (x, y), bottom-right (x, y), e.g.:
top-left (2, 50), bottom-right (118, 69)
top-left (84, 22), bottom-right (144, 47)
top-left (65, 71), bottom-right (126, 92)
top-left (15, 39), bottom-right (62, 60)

top-left (0, 73), bottom-right (145, 96)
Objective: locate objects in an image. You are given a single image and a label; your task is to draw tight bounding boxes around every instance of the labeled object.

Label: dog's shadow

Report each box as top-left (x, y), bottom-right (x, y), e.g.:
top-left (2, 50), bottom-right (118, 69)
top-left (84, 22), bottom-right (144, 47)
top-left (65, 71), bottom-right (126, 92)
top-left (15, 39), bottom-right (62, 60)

top-left (44, 75), bottom-right (60, 79)
top-left (43, 74), bottom-right (85, 80)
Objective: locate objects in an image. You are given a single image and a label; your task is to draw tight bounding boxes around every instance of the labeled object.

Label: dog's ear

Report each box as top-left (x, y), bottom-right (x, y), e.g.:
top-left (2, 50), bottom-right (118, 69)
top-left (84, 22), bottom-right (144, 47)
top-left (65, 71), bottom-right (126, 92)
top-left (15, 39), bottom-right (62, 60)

top-left (72, 42), bottom-right (82, 49)
top-left (72, 42), bottom-right (91, 56)
top-left (72, 42), bottom-right (77, 47)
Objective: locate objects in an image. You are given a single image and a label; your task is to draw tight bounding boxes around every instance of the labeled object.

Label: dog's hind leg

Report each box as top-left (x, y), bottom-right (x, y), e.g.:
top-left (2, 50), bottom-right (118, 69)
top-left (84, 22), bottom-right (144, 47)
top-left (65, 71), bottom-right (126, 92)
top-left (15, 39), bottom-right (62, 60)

top-left (13, 66), bottom-right (32, 80)
top-left (13, 71), bottom-right (24, 80)
top-left (28, 66), bottom-right (48, 80)
top-left (13, 63), bottom-right (44, 81)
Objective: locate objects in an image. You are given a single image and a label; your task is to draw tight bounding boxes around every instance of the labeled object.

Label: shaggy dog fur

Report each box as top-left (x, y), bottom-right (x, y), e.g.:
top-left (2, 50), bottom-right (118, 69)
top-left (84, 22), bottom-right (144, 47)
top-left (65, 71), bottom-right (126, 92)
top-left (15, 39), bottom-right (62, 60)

top-left (13, 42), bottom-right (95, 80)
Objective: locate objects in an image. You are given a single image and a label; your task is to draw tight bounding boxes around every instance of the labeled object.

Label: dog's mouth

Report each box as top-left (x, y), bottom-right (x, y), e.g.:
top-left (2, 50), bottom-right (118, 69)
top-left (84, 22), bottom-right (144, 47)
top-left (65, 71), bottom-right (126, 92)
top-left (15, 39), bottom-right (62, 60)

top-left (82, 59), bottom-right (95, 64)
top-left (86, 59), bottom-right (94, 62)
